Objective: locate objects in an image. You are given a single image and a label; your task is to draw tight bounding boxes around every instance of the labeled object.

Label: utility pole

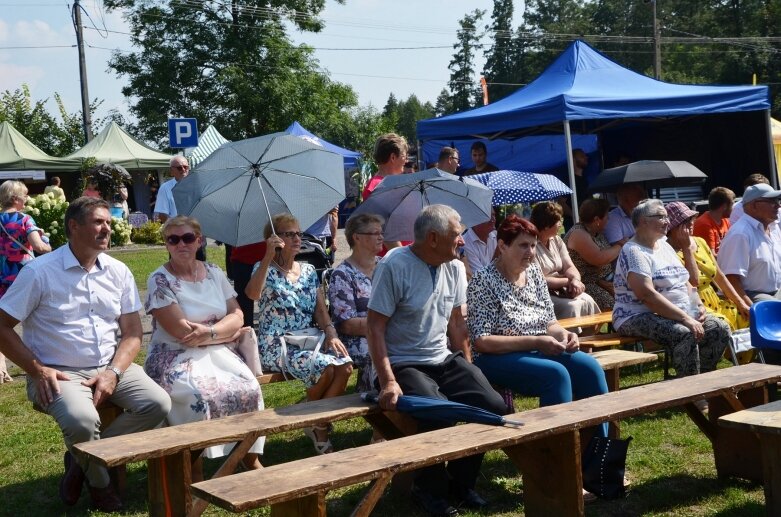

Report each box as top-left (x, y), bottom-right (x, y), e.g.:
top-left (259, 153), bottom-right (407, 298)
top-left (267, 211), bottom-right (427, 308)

top-left (73, 0), bottom-right (92, 142)
top-left (651, 0), bottom-right (661, 80)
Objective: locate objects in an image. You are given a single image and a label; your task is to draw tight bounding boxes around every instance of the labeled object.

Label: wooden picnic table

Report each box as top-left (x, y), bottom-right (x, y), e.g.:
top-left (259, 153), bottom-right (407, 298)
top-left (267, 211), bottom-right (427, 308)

top-left (720, 399), bottom-right (781, 516)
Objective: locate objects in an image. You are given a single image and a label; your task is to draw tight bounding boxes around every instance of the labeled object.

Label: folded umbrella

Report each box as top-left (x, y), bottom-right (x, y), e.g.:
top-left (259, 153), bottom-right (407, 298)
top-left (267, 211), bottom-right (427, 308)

top-left (351, 168), bottom-right (492, 241)
top-left (361, 393), bottom-right (523, 427)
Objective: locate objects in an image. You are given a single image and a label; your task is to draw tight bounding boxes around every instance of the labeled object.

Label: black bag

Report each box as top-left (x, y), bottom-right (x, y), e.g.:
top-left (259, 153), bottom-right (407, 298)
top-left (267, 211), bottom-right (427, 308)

top-left (581, 435), bottom-right (632, 499)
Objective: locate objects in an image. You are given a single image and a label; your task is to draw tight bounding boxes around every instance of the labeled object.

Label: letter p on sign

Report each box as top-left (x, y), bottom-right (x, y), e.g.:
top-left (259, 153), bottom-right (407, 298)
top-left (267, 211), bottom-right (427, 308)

top-left (168, 118), bottom-right (199, 148)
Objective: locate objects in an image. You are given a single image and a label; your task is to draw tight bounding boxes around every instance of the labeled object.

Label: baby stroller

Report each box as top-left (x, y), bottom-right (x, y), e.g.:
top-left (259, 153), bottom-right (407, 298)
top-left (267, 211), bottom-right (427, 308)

top-left (295, 233), bottom-right (332, 281)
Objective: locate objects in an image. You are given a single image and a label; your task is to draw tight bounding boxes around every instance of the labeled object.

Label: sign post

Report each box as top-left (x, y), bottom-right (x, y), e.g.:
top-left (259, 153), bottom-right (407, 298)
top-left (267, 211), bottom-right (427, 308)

top-left (168, 118), bottom-right (199, 148)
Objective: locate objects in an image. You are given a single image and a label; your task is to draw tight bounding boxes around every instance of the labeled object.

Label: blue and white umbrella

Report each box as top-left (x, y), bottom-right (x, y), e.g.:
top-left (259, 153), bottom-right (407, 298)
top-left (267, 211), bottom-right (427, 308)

top-left (470, 169), bottom-right (573, 206)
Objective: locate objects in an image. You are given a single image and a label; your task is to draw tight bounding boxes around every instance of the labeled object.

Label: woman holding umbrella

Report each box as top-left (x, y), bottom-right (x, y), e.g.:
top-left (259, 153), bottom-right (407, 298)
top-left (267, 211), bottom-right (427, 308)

top-left (466, 214), bottom-right (609, 432)
top-left (246, 213), bottom-right (353, 455)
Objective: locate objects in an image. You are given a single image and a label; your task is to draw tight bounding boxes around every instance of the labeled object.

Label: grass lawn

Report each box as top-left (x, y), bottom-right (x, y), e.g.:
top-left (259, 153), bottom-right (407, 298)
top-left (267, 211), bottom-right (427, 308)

top-left (0, 245), bottom-right (768, 516)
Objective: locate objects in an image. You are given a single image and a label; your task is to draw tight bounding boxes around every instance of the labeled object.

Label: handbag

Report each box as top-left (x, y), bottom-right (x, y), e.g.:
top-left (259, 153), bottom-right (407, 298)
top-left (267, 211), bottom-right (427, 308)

top-left (581, 435), bottom-right (632, 499)
top-left (227, 329), bottom-right (262, 377)
top-left (278, 327), bottom-right (325, 380)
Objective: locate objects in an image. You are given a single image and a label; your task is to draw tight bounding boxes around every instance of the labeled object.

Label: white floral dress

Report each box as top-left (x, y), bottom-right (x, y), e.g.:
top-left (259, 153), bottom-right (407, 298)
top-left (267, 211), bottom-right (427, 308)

top-left (145, 262), bottom-right (264, 458)
top-left (255, 262), bottom-right (352, 387)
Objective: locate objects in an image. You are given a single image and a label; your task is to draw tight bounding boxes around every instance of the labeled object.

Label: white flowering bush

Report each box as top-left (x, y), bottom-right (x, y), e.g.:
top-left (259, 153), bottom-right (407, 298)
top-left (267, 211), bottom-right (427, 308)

top-left (110, 217), bottom-right (132, 247)
top-left (25, 192), bottom-right (68, 249)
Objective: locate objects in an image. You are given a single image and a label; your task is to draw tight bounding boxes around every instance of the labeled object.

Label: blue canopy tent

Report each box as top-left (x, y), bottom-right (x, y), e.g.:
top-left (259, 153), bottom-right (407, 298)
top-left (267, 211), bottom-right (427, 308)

top-left (285, 121), bottom-right (361, 169)
top-left (417, 40), bottom-right (774, 221)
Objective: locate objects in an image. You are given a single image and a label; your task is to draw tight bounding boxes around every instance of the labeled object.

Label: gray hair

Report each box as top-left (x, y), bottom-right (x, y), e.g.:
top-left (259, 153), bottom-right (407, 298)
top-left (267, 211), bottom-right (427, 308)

top-left (169, 155), bottom-right (188, 167)
top-left (0, 180), bottom-right (27, 208)
top-left (345, 213), bottom-right (385, 248)
top-left (631, 198), bottom-right (664, 227)
top-left (413, 204), bottom-right (460, 242)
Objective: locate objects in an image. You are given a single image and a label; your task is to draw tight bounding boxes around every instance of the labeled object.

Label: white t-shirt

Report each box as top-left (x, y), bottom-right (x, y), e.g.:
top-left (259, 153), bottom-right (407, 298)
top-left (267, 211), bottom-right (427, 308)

top-left (154, 178), bottom-right (178, 218)
top-left (613, 239), bottom-right (690, 329)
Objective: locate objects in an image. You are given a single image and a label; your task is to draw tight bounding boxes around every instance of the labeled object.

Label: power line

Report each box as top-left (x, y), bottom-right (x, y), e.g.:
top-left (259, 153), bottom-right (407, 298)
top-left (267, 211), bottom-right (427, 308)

top-left (0, 44), bottom-right (75, 49)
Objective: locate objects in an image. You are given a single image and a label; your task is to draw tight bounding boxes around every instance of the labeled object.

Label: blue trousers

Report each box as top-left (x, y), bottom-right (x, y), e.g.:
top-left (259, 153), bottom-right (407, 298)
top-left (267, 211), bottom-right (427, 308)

top-left (474, 350), bottom-right (609, 437)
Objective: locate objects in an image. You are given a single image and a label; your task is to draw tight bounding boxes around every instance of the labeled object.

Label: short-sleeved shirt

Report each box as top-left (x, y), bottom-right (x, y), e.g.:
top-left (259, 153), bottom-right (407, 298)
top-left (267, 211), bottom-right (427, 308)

top-left (692, 211), bottom-right (730, 254)
top-left (717, 214), bottom-right (781, 294)
top-left (362, 175), bottom-right (385, 202)
top-left (154, 178), bottom-right (178, 218)
top-left (0, 244), bottom-right (141, 368)
top-left (462, 163), bottom-right (499, 176)
top-left (368, 247), bottom-right (466, 366)
top-left (461, 229), bottom-right (497, 274)
top-left (613, 239), bottom-right (690, 329)
top-left (603, 206), bottom-right (635, 245)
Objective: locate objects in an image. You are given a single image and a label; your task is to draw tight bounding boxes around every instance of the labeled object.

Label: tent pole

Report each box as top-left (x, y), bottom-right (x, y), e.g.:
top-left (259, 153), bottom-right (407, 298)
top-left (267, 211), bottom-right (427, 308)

top-left (563, 121), bottom-right (579, 223)
top-left (765, 109), bottom-right (778, 189)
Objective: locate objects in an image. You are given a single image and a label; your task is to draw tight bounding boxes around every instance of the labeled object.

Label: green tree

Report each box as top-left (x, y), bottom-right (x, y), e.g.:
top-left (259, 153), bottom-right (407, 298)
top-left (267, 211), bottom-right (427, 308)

top-left (482, 0), bottom-right (521, 102)
top-left (448, 9), bottom-right (485, 114)
top-left (396, 95), bottom-right (434, 144)
top-left (104, 0), bottom-right (358, 146)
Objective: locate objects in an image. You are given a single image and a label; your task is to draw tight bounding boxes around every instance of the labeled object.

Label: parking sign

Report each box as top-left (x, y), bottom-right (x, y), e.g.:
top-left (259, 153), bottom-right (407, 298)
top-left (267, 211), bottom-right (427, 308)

top-left (168, 118), bottom-right (199, 148)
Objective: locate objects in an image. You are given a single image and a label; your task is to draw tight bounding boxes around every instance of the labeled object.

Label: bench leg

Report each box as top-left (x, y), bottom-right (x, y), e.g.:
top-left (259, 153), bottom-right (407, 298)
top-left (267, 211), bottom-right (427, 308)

top-left (351, 472), bottom-right (392, 517)
top-left (270, 491), bottom-right (325, 517)
top-left (503, 429), bottom-right (583, 517)
top-left (709, 386), bottom-right (768, 482)
top-left (759, 434), bottom-right (781, 517)
top-left (148, 450), bottom-right (194, 517)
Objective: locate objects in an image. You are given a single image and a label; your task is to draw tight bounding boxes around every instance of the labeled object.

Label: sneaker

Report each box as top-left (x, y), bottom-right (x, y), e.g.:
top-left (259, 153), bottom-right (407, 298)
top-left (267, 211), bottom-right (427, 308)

top-left (451, 486), bottom-right (488, 509)
top-left (411, 484), bottom-right (459, 517)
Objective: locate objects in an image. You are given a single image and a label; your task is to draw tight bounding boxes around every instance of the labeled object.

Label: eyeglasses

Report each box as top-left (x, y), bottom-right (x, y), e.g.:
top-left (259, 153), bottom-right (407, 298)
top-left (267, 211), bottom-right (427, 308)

top-left (278, 231), bottom-right (304, 239)
top-left (356, 231), bottom-right (384, 237)
top-left (647, 214), bottom-right (670, 221)
top-left (757, 198), bottom-right (781, 206)
top-left (165, 233), bottom-right (198, 245)
top-left (173, 165), bottom-right (190, 171)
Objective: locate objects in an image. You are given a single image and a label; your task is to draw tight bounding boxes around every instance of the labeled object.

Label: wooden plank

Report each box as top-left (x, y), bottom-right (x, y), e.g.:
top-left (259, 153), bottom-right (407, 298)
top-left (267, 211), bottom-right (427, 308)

top-left (257, 372), bottom-right (287, 385)
top-left (270, 492), bottom-right (325, 517)
top-left (74, 393), bottom-right (377, 467)
top-left (191, 364), bottom-right (781, 513)
top-left (711, 386), bottom-right (768, 482)
top-left (148, 450), bottom-right (193, 517)
top-left (761, 434), bottom-right (781, 517)
top-left (590, 349), bottom-right (656, 370)
top-left (350, 472), bottom-right (392, 517)
top-left (505, 430), bottom-right (584, 516)
top-left (580, 333), bottom-right (641, 349)
top-left (720, 399), bottom-right (781, 435)
top-left (558, 311), bottom-right (613, 330)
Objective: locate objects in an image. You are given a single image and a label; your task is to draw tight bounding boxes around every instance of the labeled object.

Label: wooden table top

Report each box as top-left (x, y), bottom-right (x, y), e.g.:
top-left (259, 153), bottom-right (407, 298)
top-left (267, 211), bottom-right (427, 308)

top-left (719, 399), bottom-right (781, 435)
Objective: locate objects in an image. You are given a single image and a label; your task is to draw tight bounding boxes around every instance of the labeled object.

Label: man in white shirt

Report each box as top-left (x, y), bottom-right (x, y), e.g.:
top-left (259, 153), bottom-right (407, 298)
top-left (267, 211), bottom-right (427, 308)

top-left (154, 155), bottom-right (190, 223)
top-left (604, 183), bottom-right (646, 245)
top-left (461, 210), bottom-right (497, 278)
top-left (0, 197), bottom-right (170, 512)
top-left (718, 183), bottom-right (781, 304)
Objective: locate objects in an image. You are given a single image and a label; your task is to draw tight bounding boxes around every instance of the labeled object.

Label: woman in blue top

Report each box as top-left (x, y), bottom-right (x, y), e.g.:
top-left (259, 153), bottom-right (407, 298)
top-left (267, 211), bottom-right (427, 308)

top-left (0, 180), bottom-right (50, 382)
top-left (246, 213), bottom-right (353, 455)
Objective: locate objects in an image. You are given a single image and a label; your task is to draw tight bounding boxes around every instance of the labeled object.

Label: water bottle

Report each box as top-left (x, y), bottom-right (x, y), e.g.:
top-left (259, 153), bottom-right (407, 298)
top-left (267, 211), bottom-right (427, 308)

top-left (688, 289), bottom-right (701, 318)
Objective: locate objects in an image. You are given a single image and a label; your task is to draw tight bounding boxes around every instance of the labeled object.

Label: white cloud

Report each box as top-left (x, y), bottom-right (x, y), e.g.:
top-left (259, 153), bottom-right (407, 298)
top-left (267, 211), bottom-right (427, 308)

top-left (0, 62), bottom-right (45, 91)
top-left (13, 19), bottom-right (71, 46)
top-left (0, 19), bottom-right (8, 43)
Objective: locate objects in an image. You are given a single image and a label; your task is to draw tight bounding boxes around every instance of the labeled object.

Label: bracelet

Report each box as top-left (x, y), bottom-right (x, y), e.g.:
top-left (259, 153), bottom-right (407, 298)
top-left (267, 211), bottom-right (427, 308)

top-left (325, 323), bottom-right (335, 330)
top-left (210, 325), bottom-right (217, 340)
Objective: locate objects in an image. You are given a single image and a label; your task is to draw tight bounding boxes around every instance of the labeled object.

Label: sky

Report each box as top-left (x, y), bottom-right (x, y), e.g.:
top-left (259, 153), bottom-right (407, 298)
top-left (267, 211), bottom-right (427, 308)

top-left (0, 0), bottom-right (505, 128)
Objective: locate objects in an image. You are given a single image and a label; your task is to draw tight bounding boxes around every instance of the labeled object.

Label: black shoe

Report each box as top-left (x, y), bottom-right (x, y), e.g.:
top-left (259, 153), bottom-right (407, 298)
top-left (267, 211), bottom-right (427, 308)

top-left (59, 451), bottom-right (85, 506)
top-left (411, 484), bottom-right (459, 517)
top-left (452, 486), bottom-right (488, 509)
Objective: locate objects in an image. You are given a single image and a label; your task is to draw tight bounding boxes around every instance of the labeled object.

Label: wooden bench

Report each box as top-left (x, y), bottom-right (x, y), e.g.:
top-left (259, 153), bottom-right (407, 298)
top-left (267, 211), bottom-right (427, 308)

top-left (73, 392), bottom-right (392, 517)
top-left (720, 399), bottom-right (781, 516)
top-left (191, 363), bottom-right (781, 517)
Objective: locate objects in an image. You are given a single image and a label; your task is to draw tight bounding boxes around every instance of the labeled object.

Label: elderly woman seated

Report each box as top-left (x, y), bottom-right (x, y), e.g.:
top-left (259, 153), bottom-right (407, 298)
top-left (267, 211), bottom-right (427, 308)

top-left (246, 213), bottom-right (353, 455)
top-left (529, 201), bottom-right (600, 319)
top-left (563, 198), bottom-right (623, 310)
top-left (144, 216), bottom-right (264, 469)
top-left (613, 199), bottom-right (730, 377)
top-left (467, 214), bottom-right (609, 436)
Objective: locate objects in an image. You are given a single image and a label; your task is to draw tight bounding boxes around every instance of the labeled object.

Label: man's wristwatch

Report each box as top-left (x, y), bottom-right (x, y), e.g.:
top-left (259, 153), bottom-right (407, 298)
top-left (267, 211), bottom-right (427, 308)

top-left (107, 365), bottom-right (124, 382)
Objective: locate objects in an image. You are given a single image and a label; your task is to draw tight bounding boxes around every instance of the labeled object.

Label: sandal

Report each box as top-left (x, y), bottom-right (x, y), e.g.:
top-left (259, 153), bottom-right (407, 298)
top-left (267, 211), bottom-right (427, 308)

top-left (582, 488), bottom-right (598, 503)
top-left (303, 426), bottom-right (333, 455)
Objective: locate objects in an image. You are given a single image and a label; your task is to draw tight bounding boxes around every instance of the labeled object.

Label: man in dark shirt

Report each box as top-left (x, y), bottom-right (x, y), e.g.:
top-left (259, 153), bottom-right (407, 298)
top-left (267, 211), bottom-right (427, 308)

top-left (462, 141), bottom-right (499, 176)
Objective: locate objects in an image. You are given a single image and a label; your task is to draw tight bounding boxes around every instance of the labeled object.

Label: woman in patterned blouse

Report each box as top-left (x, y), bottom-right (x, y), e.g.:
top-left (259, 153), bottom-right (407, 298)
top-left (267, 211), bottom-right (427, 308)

top-left (466, 214), bottom-right (608, 436)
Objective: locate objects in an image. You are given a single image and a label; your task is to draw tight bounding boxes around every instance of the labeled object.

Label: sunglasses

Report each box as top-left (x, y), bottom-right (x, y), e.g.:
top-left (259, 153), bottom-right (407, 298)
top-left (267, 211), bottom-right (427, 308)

top-left (278, 231), bottom-right (304, 239)
top-left (174, 165), bottom-right (190, 171)
top-left (166, 233), bottom-right (198, 245)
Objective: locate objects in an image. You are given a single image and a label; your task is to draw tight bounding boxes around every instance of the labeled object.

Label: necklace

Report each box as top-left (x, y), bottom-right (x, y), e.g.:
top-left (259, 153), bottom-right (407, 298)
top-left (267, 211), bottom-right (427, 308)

top-left (168, 261), bottom-right (202, 282)
top-left (272, 259), bottom-right (294, 275)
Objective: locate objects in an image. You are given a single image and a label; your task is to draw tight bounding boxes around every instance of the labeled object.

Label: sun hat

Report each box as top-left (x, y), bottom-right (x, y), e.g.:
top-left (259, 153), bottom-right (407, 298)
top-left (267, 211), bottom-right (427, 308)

top-left (742, 183), bottom-right (781, 205)
top-left (664, 201), bottom-right (698, 231)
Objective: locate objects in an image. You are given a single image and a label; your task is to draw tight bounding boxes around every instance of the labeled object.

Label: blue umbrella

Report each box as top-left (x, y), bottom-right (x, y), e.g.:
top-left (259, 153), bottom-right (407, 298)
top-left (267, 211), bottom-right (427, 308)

top-left (361, 393), bottom-right (523, 427)
top-left (470, 169), bottom-right (573, 206)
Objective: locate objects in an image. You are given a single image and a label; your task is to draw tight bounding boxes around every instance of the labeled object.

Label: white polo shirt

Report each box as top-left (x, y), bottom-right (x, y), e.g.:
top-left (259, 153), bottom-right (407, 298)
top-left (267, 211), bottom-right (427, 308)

top-left (154, 178), bottom-right (178, 218)
top-left (0, 244), bottom-right (142, 368)
top-left (604, 206), bottom-right (635, 245)
top-left (717, 214), bottom-right (781, 294)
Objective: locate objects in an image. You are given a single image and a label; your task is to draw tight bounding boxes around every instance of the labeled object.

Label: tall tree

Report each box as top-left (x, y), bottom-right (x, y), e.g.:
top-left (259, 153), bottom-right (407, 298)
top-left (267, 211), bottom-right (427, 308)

top-left (104, 0), bottom-right (358, 146)
top-left (434, 88), bottom-right (454, 117)
top-left (482, 0), bottom-right (521, 102)
top-left (396, 95), bottom-right (435, 144)
top-left (448, 9), bottom-right (485, 114)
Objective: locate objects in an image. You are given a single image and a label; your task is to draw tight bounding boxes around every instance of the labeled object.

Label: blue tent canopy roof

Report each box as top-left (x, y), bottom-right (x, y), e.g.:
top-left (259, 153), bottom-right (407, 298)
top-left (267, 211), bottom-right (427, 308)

top-left (285, 121), bottom-right (361, 168)
top-left (417, 40), bottom-right (769, 141)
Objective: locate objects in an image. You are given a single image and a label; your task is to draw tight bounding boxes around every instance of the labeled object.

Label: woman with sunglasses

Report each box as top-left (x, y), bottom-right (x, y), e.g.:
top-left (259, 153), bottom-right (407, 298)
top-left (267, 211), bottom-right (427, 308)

top-left (327, 214), bottom-right (384, 394)
top-left (144, 216), bottom-right (264, 469)
top-left (613, 199), bottom-right (729, 379)
top-left (246, 213), bottom-right (353, 455)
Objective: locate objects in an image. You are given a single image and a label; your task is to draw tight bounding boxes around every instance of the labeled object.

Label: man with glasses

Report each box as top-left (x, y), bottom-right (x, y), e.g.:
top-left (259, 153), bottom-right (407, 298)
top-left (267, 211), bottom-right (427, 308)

top-left (437, 147), bottom-right (460, 174)
top-left (154, 156), bottom-right (190, 224)
top-left (718, 183), bottom-right (781, 305)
